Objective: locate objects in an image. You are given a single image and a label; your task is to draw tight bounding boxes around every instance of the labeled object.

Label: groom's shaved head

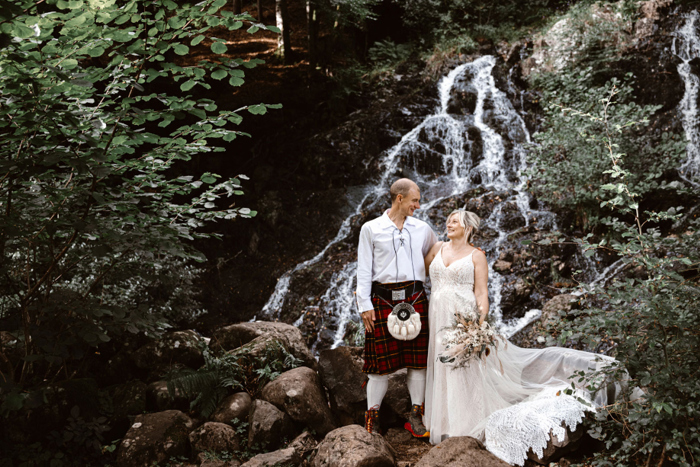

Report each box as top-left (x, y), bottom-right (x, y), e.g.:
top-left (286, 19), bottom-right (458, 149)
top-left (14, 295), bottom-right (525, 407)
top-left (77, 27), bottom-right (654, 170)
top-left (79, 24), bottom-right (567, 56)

top-left (390, 178), bottom-right (419, 203)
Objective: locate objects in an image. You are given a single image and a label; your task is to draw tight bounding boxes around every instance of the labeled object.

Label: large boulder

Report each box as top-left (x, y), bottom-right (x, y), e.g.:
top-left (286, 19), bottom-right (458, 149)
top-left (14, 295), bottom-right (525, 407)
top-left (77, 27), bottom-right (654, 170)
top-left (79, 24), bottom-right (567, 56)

top-left (541, 294), bottom-right (578, 327)
top-left (132, 330), bottom-right (205, 371)
top-left (311, 425), bottom-right (396, 467)
top-left (527, 422), bottom-right (584, 465)
top-left (415, 436), bottom-right (510, 467)
top-left (248, 400), bottom-right (297, 450)
top-left (318, 346), bottom-right (366, 426)
top-left (146, 380), bottom-right (190, 412)
top-left (241, 448), bottom-right (297, 467)
top-left (210, 321), bottom-right (315, 369)
top-left (287, 431), bottom-right (318, 462)
top-left (115, 410), bottom-right (193, 467)
top-left (189, 422), bottom-right (240, 456)
top-left (261, 366), bottom-right (336, 436)
top-left (212, 392), bottom-right (253, 425)
top-left (382, 369), bottom-right (411, 426)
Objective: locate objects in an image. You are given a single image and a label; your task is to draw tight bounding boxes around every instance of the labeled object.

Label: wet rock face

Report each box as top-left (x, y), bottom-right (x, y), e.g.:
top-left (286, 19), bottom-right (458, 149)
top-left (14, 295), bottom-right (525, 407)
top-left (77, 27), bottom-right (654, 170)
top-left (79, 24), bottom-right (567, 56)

top-left (116, 410), bottom-right (193, 467)
top-left (210, 321), bottom-right (316, 370)
top-left (318, 346), bottom-right (367, 426)
top-left (211, 392), bottom-right (253, 426)
top-left (189, 422), bottom-right (240, 457)
top-left (527, 422), bottom-right (584, 465)
top-left (132, 330), bottom-right (205, 374)
top-left (311, 425), bottom-right (396, 467)
top-left (247, 400), bottom-right (297, 450)
top-left (260, 366), bottom-right (337, 436)
top-left (415, 436), bottom-right (510, 467)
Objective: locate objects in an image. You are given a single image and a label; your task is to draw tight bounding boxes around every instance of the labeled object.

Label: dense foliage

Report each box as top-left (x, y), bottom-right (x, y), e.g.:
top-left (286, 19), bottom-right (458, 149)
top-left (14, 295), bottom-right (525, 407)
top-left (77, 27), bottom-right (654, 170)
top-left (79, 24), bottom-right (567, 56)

top-left (542, 89), bottom-right (700, 467)
top-left (0, 0), bottom-right (279, 406)
top-left (167, 340), bottom-right (302, 418)
top-left (529, 71), bottom-right (686, 232)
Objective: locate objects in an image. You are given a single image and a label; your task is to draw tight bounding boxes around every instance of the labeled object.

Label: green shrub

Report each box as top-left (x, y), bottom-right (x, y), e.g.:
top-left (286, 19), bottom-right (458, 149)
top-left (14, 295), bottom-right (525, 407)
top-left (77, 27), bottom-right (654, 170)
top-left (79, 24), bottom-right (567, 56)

top-left (0, 0), bottom-right (278, 394)
top-left (528, 70), bottom-right (686, 232)
top-left (167, 340), bottom-right (303, 417)
top-left (543, 88), bottom-right (700, 467)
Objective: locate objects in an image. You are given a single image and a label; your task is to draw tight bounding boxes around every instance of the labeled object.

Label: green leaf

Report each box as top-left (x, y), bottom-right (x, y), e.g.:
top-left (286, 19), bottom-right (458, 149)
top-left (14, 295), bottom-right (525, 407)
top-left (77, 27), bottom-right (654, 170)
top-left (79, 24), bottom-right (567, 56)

top-left (247, 25), bottom-right (259, 34)
top-left (228, 76), bottom-right (244, 86)
top-left (211, 69), bottom-right (227, 80)
top-left (247, 104), bottom-right (269, 115)
top-left (62, 58), bottom-right (79, 69)
top-left (211, 41), bottom-right (227, 54)
top-left (180, 80), bottom-right (196, 91)
top-left (191, 34), bottom-right (205, 46)
top-left (267, 25), bottom-right (281, 33)
top-left (173, 43), bottom-right (189, 55)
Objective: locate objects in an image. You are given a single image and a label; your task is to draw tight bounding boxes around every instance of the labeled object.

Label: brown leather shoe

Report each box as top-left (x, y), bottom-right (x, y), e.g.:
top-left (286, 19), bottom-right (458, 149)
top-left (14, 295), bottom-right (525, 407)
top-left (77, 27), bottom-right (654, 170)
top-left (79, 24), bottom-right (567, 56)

top-left (405, 403), bottom-right (430, 438)
top-left (365, 406), bottom-right (380, 434)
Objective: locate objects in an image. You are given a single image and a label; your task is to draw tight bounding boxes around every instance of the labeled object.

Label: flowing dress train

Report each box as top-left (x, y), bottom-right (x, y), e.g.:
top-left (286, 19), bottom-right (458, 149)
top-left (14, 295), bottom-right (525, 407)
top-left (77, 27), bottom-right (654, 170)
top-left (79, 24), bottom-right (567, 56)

top-left (424, 247), bottom-right (619, 465)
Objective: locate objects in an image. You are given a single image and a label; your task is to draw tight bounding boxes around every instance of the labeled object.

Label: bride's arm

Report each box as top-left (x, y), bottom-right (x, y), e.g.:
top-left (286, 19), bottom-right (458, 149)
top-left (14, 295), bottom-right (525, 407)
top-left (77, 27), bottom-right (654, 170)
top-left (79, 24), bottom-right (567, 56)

top-left (472, 249), bottom-right (489, 325)
top-left (424, 241), bottom-right (443, 276)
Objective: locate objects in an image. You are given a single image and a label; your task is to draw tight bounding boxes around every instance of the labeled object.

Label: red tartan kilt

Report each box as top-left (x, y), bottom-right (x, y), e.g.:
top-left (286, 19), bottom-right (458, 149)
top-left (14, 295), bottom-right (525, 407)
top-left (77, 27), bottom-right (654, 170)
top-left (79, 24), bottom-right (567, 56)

top-left (362, 284), bottom-right (429, 375)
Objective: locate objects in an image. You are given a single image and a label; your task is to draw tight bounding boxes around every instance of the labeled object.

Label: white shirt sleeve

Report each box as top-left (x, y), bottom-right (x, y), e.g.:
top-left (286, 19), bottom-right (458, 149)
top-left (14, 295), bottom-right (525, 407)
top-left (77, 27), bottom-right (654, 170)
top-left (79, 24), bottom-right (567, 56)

top-left (423, 226), bottom-right (438, 256)
top-left (356, 223), bottom-right (374, 313)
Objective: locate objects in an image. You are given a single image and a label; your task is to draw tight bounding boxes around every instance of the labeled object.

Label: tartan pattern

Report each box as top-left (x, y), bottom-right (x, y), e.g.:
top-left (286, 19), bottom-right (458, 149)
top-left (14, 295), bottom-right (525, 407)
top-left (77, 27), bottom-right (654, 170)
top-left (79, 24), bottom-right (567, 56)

top-left (362, 281), bottom-right (429, 375)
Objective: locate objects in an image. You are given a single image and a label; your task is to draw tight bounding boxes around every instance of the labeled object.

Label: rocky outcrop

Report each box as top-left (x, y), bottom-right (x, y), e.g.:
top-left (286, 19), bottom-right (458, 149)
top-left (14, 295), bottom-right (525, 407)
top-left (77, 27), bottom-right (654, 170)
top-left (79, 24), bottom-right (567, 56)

top-left (541, 294), bottom-right (578, 327)
top-left (132, 330), bottom-right (205, 371)
top-left (311, 425), bottom-right (396, 467)
top-left (211, 321), bottom-right (316, 369)
top-left (241, 448), bottom-right (297, 467)
top-left (415, 436), bottom-right (510, 467)
top-left (116, 410), bottom-right (193, 467)
top-left (189, 422), bottom-right (240, 456)
top-left (382, 368), bottom-right (411, 425)
top-left (248, 400), bottom-right (296, 450)
top-left (318, 346), bottom-right (367, 426)
top-left (146, 380), bottom-right (190, 412)
top-left (212, 392), bottom-right (253, 425)
top-left (260, 366), bottom-right (336, 436)
top-left (527, 422), bottom-right (584, 465)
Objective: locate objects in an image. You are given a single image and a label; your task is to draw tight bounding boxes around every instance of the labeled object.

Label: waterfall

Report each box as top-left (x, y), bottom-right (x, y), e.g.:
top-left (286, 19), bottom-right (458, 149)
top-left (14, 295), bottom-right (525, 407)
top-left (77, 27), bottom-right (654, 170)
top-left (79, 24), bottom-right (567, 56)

top-left (262, 55), bottom-right (556, 348)
top-left (673, 10), bottom-right (700, 186)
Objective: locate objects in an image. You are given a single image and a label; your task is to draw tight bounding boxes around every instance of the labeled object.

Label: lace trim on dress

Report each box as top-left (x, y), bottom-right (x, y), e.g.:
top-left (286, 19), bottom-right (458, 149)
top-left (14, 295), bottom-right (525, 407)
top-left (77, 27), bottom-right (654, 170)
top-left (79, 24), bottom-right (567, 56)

top-left (484, 389), bottom-right (592, 466)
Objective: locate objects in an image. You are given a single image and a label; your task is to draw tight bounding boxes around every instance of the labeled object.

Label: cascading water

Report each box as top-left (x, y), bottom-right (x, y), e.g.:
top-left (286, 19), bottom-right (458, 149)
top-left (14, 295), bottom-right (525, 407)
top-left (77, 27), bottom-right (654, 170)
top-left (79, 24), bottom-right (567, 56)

top-left (673, 9), bottom-right (700, 186)
top-left (262, 55), bottom-right (558, 349)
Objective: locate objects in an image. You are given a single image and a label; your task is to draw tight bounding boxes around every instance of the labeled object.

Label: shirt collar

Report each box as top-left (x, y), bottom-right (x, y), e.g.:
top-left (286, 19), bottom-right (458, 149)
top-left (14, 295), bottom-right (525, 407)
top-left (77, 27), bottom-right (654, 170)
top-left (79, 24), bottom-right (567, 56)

top-left (379, 210), bottom-right (417, 230)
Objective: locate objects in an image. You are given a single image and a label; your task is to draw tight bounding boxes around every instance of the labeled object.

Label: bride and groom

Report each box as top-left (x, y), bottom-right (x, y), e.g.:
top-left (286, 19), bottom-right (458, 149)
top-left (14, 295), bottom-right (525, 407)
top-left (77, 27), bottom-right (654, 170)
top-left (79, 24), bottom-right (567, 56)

top-left (356, 178), bottom-right (615, 461)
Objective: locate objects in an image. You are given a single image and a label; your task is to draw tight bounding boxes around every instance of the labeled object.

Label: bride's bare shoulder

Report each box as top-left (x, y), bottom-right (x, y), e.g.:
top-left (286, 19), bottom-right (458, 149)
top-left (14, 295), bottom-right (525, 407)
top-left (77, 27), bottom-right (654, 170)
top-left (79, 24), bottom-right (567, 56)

top-left (471, 247), bottom-right (487, 263)
top-left (429, 241), bottom-right (444, 255)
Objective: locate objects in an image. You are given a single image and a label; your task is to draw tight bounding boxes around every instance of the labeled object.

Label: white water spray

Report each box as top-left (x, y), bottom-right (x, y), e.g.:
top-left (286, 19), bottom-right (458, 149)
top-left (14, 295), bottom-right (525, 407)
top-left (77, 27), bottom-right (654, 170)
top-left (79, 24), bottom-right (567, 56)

top-left (261, 56), bottom-right (556, 349)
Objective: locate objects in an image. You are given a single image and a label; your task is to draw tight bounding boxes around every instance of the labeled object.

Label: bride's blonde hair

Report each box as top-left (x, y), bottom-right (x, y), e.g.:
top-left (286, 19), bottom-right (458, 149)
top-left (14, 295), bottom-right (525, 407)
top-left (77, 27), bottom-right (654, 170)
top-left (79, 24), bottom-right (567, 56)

top-left (448, 210), bottom-right (480, 245)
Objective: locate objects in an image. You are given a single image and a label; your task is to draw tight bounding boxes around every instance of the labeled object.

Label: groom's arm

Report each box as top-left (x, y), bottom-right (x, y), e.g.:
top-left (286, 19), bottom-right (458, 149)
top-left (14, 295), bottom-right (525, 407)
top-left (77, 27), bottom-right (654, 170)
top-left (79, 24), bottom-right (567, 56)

top-left (356, 223), bottom-right (376, 332)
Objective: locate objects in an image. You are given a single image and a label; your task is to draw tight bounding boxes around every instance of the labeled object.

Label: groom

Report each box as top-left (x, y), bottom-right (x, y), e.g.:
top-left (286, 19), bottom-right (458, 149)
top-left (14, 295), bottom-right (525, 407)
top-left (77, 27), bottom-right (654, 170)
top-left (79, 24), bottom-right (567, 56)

top-left (356, 178), bottom-right (437, 437)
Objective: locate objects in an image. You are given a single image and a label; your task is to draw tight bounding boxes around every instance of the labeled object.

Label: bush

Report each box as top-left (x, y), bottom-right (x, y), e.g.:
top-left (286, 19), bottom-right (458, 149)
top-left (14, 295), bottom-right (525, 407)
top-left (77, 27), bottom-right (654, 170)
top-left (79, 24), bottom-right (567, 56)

top-left (543, 88), bottom-right (700, 467)
top-left (528, 70), bottom-right (686, 232)
top-left (0, 0), bottom-right (278, 402)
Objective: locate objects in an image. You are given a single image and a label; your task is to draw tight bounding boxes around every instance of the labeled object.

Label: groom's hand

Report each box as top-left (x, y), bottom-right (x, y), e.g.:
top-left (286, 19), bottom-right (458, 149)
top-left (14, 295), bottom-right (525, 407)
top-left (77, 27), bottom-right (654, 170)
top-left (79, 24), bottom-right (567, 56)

top-left (361, 309), bottom-right (376, 333)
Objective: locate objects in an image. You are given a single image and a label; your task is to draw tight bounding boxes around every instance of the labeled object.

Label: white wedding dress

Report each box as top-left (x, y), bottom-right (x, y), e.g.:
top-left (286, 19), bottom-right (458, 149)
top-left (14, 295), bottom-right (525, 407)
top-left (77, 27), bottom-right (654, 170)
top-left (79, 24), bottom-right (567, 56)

top-left (424, 247), bottom-right (620, 465)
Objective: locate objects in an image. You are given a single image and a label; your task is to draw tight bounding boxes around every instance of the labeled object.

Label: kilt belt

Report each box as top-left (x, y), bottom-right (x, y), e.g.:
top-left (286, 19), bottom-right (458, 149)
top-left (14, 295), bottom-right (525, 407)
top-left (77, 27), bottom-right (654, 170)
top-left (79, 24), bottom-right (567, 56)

top-left (362, 280), bottom-right (429, 375)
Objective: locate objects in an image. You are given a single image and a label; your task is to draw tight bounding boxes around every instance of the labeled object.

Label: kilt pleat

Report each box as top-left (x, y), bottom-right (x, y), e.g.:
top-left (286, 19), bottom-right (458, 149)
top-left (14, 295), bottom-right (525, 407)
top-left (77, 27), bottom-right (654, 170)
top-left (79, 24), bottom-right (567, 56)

top-left (362, 282), bottom-right (429, 375)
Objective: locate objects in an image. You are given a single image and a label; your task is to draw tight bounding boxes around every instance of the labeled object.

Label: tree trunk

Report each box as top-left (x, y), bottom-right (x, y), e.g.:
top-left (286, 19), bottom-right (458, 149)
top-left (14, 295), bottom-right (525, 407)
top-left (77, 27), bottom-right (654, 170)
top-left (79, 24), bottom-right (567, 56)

top-left (307, 0), bottom-right (318, 68)
top-left (276, 0), bottom-right (292, 64)
top-left (233, 0), bottom-right (242, 14)
top-left (257, 0), bottom-right (262, 21)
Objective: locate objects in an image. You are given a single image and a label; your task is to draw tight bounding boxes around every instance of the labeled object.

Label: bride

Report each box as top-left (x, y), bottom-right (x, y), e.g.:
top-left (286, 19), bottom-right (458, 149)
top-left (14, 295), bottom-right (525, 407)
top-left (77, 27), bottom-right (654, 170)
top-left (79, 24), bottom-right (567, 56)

top-left (423, 210), bottom-right (620, 465)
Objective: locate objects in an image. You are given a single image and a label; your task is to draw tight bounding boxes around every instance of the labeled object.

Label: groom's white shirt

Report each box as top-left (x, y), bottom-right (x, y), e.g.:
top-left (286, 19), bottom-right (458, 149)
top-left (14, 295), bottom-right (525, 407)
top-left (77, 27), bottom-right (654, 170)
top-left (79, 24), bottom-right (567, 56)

top-left (356, 210), bottom-right (437, 313)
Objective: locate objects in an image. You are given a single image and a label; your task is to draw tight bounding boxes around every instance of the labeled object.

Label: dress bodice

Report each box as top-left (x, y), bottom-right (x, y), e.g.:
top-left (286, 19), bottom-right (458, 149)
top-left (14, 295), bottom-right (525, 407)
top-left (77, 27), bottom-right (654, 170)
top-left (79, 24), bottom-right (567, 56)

top-left (429, 246), bottom-right (478, 321)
